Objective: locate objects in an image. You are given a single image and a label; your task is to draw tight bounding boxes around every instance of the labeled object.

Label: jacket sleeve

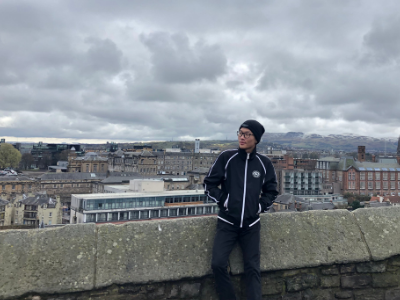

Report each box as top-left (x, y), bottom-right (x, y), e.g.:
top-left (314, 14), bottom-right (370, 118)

top-left (203, 153), bottom-right (227, 209)
top-left (259, 160), bottom-right (279, 212)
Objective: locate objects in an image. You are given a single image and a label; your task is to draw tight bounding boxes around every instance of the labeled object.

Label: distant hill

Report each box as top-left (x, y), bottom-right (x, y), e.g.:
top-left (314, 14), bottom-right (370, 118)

top-left (262, 132), bottom-right (398, 152)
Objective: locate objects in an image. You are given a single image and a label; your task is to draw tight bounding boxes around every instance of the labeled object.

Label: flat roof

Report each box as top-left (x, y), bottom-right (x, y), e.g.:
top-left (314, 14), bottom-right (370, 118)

top-left (72, 189), bottom-right (206, 200)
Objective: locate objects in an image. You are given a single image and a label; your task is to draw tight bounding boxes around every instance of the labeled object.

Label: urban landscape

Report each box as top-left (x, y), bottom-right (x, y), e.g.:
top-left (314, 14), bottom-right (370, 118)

top-left (3, 0), bottom-right (400, 299)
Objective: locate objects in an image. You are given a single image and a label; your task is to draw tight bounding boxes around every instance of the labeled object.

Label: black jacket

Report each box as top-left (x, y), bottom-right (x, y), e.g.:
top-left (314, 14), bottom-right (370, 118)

top-left (203, 147), bottom-right (278, 228)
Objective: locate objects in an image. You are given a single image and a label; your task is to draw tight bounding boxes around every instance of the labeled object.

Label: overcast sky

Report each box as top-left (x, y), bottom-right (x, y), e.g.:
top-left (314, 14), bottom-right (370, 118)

top-left (1, 0), bottom-right (400, 143)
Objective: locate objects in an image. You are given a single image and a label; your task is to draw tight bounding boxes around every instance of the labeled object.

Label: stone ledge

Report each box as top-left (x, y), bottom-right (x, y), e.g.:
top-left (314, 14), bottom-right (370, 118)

top-left (0, 224), bottom-right (96, 299)
top-left (231, 210), bottom-right (370, 274)
top-left (4, 207), bottom-right (400, 299)
top-left (353, 207), bottom-right (400, 261)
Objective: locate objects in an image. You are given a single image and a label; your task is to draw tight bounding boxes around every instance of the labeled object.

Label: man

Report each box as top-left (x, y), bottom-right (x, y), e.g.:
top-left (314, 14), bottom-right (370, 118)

top-left (203, 120), bottom-right (278, 300)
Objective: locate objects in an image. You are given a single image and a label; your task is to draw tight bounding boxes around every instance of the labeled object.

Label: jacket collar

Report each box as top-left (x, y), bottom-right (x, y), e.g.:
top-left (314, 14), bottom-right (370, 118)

top-left (238, 146), bottom-right (257, 161)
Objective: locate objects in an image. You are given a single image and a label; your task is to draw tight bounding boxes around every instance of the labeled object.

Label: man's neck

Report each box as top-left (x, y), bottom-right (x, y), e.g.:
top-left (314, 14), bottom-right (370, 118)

top-left (246, 146), bottom-right (255, 153)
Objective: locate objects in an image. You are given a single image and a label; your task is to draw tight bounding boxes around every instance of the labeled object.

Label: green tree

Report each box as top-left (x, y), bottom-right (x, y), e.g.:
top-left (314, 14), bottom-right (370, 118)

top-left (309, 152), bottom-right (320, 159)
top-left (351, 200), bottom-right (363, 210)
top-left (0, 143), bottom-right (22, 169)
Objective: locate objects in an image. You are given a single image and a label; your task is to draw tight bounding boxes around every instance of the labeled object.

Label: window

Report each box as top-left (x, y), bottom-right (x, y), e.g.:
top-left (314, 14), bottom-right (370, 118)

top-left (383, 181), bottom-right (388, 189)
top-left (360, 172), bottom-right (365, 180)
top-left (360, 182), bottom-right (365, 189)
top-left (391, 181), bottom-right (395, 189)
top-left (368, 172), bottom-right (373, 180)
top-left (348, 181), bottom-right (355, 189)
top-left (93, 165), bottom-right (97, 172)
top-left (375, 173), bottom-right (380, 180)
top-left (49, 212), bottom-right (52, 217)
top-left (12, 185), bottom-right (15, 190)
top-left (28, 184), bottom-right (32, 189)
top-left (86, 165), bottom-right (89, 172)
top-left (383, 172), bottom-right (388, 180)
top-left (391, 173), bottom-right (396, 180)
top-left (376, 182), bottom-right (380, 190)
top-left (368, 182), bottom-right (373, 189)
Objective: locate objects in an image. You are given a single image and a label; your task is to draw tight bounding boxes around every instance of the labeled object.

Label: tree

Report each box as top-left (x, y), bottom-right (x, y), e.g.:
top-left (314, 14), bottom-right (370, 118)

top-left (309, 152), bottom-right (320, 159)
top-left (351, 200), bottom-right (363, 210)
top-left (38, 152), bottom-right (53, 169)
top-left (0, 143), bottom-right (22, 169)
top-left (20, 153), bottom-right (35, 170)
top-left (55, 149), bottom-right (70, 162)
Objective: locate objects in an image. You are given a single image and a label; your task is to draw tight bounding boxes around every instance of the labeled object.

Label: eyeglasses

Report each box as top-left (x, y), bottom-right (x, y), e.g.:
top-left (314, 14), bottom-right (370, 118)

top-left (237, 131), bottom-right (253, 139)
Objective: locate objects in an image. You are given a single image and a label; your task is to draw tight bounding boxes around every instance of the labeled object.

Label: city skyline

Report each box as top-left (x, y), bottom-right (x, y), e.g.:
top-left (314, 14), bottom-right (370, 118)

top-left (1, 1), bottom-right (400, 141)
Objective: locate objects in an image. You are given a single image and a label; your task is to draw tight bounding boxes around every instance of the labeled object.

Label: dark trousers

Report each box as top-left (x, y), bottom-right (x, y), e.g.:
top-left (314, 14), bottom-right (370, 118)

top-left (211, 219), bottom-right (261, 300)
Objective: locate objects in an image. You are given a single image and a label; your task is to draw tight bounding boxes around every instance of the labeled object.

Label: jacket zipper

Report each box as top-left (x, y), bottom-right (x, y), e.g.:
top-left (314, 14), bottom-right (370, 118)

top-left (240, 153), bottom-right (250, 228)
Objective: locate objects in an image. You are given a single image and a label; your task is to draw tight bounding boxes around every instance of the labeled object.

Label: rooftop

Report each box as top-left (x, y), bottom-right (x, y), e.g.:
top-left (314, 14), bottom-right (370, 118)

top-left (72, 189), bottom-right (206, 200)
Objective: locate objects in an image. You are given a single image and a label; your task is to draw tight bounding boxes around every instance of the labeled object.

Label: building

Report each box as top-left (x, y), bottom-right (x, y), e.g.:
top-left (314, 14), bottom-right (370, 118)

top-left (14, 193), bottom-right (62, 226)
top-left (316, 157), bottom-right (341, 183)
top-left (38, 172), bottom-right (107, 207)
top-left (279, 169), bottom-right (323, 196)
top-left (31, 142), bottom-right (83, 169)
top-left (70, 189), bottom-right (217, 224)
top-left (0, 176), bottom-right (38, 201)
top-left (338, 157), bottom-right (400, 196)
top-left (0, 198), bottom-right (11, 226)
top-left (48, 161), bottom-right (68, 173)
top-left (68, 152), bottom-right (108, 173)
top-left (108, 150), bottom-right (218, 176)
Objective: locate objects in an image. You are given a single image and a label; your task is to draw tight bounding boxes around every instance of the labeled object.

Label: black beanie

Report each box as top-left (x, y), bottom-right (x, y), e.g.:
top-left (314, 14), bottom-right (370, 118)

top-left (239, 120), bottom-right (265, 144)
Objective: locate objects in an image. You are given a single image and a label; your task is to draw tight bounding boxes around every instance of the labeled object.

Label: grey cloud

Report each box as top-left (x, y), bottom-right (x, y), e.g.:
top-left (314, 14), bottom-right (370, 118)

top-left (81, 38), bottom-right (124, 74)
top-left (140, 32), bottom-right (227, 83)
top-left (3, 0), bottom-right (400, 141)
top-left (363, 16), bottom-right (400, 64)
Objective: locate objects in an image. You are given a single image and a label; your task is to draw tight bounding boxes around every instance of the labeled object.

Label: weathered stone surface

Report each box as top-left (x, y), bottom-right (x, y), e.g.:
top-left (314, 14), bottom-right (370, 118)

top-left (341, 275), bottom-right (371, 289)
top-left (231, 210), bottom-right (369, 274)
top-left (386, 288), bottom-right (400, 300)
top-left (353, 289), bottom-right (384, 300)
top-left (286, 273), bottom-right (319, 292)
top-left (356, 261), bottom-right (386, 273)
top-left (334, 291), bottom-right (353, 299)
top-left (321, 276), bottom-right (340, 288)
top-left (261, 275), bottom-right (285, 295)
top-left (321, 266), bottom-right (339, 275)
top-left (180, 282), bottom-right (201, 298)
top-left (0, 224), bottom-right (96, 299)
top-left (302, 289), bottom-right (333, 300)
top-left (353, 206), bottom-right (400, 261)
top-left (95, 217), bottom-right (216, 288)
top-left (340, 264), bottom-right (355, 274)
top-left (390, 256), bottom-right (400, 267)
top-left (372, 272), bottom-right (400, 288)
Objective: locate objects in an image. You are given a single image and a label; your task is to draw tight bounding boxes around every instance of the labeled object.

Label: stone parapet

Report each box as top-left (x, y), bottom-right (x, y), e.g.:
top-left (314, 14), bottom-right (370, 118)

top-left (1, 207), bottom-right (400, 299)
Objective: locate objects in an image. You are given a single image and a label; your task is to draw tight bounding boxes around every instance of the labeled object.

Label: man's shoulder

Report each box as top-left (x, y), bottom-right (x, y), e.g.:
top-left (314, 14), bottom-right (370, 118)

top-left (218, 149), bottom-right (238, 159)
top-left (256, 153), bottom-right (273, 165)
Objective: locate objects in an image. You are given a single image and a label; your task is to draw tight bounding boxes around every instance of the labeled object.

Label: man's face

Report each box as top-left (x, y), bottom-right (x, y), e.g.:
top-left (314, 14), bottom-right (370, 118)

top-left (238, 127), bottom-right (257, 153)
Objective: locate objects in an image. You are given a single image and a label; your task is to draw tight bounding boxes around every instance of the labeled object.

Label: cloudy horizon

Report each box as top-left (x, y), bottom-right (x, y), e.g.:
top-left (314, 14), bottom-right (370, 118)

top-left (1, 0), bottom-right (400, 143)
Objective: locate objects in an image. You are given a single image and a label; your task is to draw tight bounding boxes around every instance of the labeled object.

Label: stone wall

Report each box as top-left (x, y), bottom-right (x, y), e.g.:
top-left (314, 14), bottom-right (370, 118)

top-left (2, 207), bottom-right (400, 299)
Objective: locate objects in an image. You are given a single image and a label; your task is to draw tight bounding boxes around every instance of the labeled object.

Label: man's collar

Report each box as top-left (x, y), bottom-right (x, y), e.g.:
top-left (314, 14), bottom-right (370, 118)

top-left (238, 146), bottom-right (257, 160)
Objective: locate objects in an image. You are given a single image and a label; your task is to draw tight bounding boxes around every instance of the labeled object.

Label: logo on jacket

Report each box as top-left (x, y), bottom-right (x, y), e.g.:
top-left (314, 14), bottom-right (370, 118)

top-left (252, 170), bottom-right (261, 178)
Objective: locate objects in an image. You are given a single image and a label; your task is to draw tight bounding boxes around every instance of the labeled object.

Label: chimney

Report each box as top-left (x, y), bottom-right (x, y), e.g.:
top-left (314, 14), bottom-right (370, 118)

top-left (358, 146), bottom-right (366, 162)
top-left (372, 154), bottom-right (376, 162)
